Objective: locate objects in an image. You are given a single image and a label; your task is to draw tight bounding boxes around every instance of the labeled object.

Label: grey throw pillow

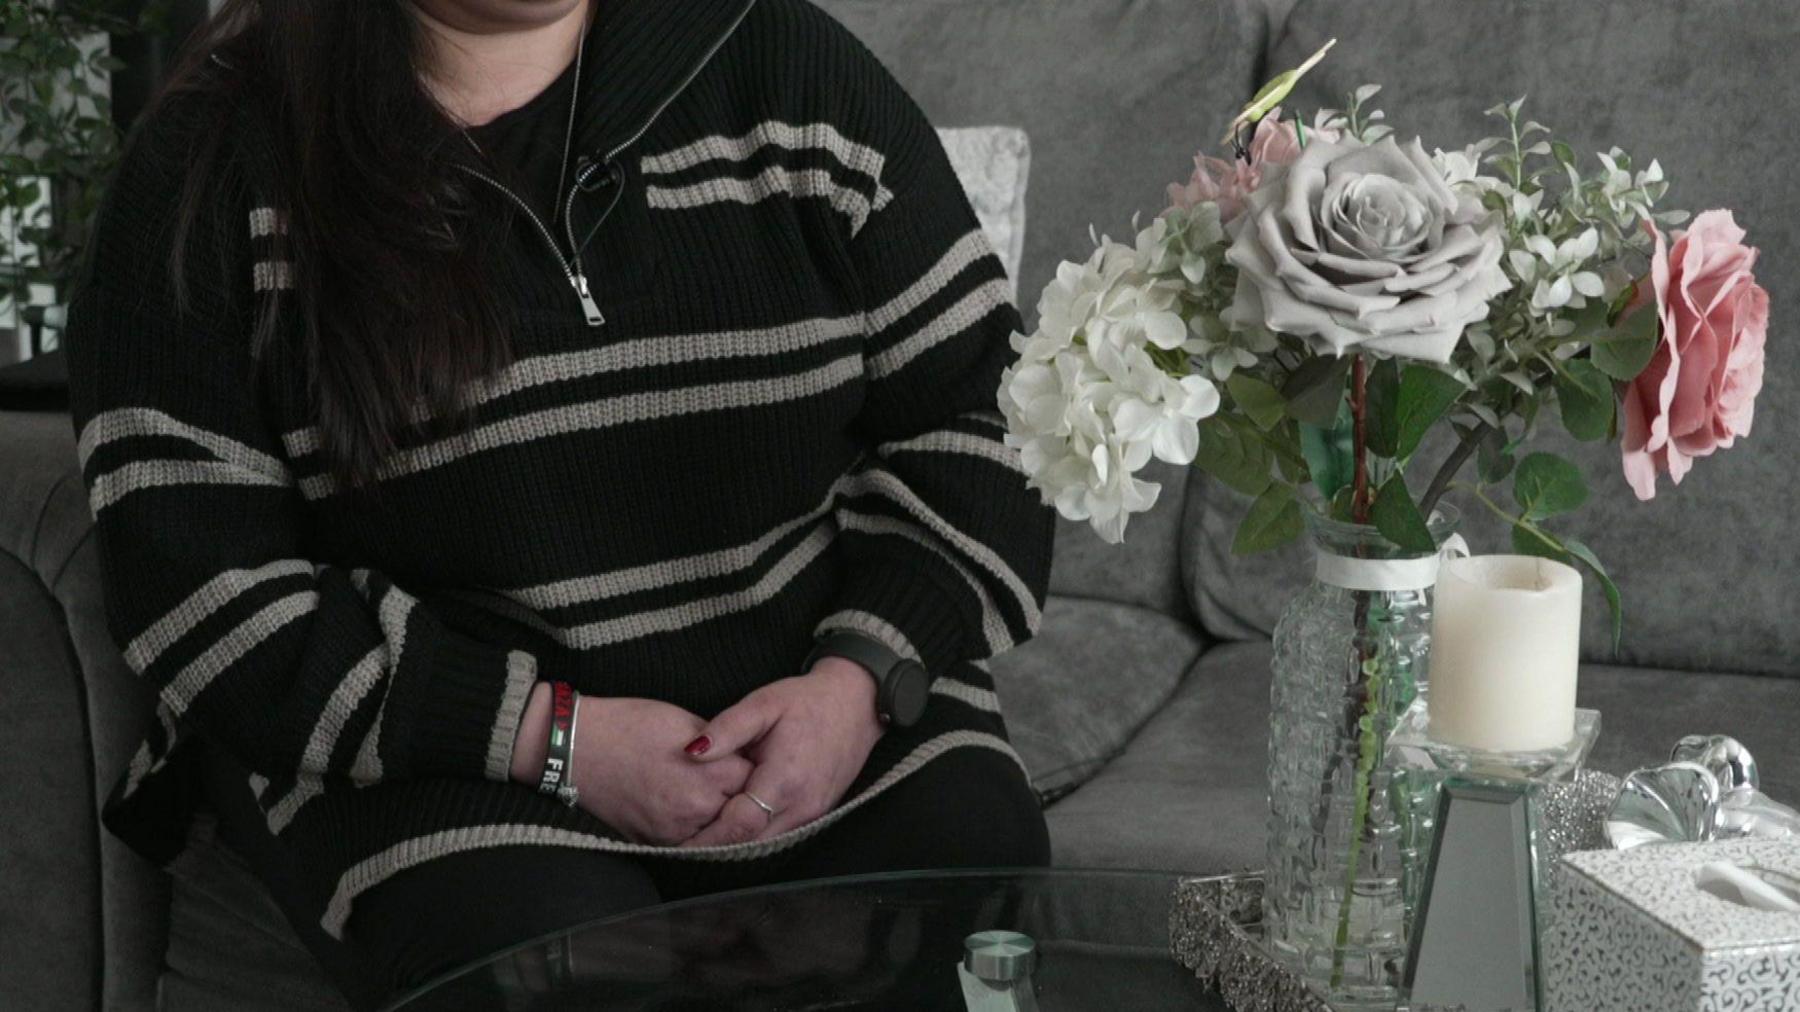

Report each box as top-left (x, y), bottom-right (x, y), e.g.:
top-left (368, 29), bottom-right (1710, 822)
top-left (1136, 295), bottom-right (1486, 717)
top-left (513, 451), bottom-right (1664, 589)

top-left (935, 125), bottom-right (1030, 303)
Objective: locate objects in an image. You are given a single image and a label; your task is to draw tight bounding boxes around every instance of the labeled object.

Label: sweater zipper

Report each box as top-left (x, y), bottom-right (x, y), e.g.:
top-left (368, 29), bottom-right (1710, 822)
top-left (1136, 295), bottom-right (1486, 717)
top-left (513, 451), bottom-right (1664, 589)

top-left (458, 168), bottom-right (604, 326)
top-left (451, 0), bottom-right (757, 328)
top-left (593, 0), bottom-right (759, 167)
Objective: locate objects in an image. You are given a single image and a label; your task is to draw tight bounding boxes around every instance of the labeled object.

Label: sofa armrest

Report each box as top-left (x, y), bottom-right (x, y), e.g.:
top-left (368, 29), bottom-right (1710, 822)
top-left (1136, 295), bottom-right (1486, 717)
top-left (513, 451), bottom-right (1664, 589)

top-left (1, 408), bottom-right (168, 1011)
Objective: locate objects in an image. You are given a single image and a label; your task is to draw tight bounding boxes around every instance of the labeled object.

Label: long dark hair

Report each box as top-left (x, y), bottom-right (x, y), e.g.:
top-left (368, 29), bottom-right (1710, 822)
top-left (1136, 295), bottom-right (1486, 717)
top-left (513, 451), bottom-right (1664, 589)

top-left (155, 0), bottom-right (514, 495)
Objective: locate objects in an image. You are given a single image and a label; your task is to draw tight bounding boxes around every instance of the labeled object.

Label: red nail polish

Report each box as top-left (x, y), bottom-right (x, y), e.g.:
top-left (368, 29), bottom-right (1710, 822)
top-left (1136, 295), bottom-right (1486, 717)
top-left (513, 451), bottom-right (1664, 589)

top-left (684, 735), bottom-right (711, 757)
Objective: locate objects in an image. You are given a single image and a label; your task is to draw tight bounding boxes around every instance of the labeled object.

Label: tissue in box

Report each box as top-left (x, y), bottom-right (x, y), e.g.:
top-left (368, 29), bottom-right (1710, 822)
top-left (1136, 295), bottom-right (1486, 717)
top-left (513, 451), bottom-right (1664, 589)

top-left (1547, 839), bottom-right (1800, 1011)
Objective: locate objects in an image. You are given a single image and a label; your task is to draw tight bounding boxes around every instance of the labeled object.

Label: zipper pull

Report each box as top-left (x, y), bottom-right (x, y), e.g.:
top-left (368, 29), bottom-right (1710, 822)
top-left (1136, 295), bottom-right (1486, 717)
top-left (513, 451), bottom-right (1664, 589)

top-left (571, 274), bottom-right (604, 326)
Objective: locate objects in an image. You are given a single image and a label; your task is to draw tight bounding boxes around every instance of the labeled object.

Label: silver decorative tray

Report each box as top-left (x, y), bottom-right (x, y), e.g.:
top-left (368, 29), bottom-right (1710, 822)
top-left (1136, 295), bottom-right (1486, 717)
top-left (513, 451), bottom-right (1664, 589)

top-left (1168, 873), bottom-right (1341, 1012)
top-left (1168, 770), bottom-right (1621, 1012)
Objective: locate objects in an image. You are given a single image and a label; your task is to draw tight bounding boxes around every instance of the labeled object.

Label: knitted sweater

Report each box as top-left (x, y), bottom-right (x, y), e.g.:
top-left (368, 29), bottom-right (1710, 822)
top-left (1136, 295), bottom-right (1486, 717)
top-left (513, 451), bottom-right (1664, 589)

top-left (64, 0), bottom-right (1052, 939)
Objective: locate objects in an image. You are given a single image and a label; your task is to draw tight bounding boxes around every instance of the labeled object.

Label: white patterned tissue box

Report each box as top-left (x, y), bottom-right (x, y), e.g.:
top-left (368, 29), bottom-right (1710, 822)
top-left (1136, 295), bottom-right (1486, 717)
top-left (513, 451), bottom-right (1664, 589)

top-left (1547, 839), bottom-right (1800, 1011)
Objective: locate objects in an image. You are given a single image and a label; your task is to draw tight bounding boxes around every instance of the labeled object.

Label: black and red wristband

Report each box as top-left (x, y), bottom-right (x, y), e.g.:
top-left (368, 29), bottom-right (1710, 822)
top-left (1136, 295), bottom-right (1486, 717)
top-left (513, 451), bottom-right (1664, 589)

top-left (536, 680), bottom-right (580, 808)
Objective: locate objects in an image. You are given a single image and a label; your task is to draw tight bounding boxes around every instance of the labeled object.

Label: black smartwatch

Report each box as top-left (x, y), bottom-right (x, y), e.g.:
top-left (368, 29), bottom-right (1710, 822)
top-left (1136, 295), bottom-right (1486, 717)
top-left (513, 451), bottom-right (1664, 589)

top-left (802, 630), bottom-right (932, 728)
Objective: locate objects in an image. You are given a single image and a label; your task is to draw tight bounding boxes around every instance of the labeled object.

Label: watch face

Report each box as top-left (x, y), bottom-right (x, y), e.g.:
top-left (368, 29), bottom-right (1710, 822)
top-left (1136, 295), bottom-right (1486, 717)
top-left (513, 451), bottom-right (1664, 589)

top-left (887, 661), bottom-right (932, 728)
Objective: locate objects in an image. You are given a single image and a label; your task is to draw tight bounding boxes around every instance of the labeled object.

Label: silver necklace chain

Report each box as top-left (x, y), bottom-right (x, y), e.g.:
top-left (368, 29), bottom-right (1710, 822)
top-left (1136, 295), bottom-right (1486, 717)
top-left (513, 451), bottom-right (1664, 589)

top-left (456, 21), bottom-right (587, 228)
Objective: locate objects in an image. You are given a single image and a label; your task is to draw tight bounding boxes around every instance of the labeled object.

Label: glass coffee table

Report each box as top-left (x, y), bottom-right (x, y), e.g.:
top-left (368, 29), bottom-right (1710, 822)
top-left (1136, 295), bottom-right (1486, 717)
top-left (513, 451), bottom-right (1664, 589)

top-left (392, 867), bottom-right (1230, 1010)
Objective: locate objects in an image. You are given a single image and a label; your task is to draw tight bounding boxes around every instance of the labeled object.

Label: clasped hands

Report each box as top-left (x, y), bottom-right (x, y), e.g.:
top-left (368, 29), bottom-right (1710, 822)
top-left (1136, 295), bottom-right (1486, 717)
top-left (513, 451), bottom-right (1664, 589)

top-left (509, 657), bottom-right (885, 848)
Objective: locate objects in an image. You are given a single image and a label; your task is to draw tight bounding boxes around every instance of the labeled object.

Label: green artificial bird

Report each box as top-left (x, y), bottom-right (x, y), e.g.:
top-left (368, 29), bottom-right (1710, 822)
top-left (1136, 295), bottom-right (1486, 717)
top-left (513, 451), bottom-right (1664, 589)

top-left (1219, 37), bottom-right (1338, 145)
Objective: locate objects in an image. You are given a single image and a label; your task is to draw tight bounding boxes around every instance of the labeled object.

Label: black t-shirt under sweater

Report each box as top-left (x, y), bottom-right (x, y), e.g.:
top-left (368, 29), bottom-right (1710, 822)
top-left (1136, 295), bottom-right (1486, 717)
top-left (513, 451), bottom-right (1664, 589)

top-left (464, 44), bottom-right (581, 231)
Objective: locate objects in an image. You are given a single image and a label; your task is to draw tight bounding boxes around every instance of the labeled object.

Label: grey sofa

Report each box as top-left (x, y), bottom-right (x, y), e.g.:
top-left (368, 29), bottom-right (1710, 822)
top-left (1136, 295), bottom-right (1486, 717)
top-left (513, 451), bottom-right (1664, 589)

top-left (3, 1), bottom-right (1797, 1008)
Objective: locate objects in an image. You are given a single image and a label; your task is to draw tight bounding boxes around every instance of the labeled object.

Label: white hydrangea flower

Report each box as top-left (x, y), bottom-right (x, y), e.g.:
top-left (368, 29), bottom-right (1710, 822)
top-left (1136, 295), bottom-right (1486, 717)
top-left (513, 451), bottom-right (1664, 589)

top-left (1035, 239), bottom-right (1140, 348)
top-left (999, 237), bottom-right (1222, 544)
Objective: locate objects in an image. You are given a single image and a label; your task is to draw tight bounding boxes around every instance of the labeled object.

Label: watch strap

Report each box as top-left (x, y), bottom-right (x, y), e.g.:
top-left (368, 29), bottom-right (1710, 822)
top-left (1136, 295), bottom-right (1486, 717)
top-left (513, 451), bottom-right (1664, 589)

top-left (806, 629), bottom-right (905, 683)
top-left (805, 629), bottom-right (931, 726)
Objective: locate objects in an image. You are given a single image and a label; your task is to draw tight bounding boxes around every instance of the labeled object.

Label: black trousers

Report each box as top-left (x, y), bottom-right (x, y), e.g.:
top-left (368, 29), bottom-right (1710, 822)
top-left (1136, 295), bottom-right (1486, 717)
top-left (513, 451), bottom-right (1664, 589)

top-left (202, 742), bottom-right (1050, 1011)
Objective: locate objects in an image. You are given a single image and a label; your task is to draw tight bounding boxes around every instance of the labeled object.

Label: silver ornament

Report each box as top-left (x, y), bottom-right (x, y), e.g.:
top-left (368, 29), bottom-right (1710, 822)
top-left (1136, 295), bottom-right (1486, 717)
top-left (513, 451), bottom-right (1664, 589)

top-left (1607, 761), bottom-right (1724, 850)
top-left (1607, 736), bottom-right (1800, 849)
top-left (1670, 734), bottom-right (1761, 793)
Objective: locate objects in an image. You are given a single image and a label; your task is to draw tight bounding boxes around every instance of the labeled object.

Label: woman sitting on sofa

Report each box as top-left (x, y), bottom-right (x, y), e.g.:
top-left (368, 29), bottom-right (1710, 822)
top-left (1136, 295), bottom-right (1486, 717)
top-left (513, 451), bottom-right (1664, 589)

top-left (63, 0), bottom-right (1053, 1006)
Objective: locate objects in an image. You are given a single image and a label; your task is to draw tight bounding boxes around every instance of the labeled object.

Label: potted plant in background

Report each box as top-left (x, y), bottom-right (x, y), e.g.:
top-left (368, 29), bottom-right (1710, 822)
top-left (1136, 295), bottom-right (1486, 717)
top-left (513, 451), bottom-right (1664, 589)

top-left (1, 0), bottom-right (191, 365)
top-left (997, 43), bottom-right (1769, 1006)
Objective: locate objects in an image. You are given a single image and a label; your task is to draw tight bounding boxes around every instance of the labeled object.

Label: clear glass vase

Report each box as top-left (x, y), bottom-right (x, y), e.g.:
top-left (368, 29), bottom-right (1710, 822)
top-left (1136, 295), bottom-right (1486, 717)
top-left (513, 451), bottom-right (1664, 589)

top-left (1263, 506), bottom-right (1459, 1008)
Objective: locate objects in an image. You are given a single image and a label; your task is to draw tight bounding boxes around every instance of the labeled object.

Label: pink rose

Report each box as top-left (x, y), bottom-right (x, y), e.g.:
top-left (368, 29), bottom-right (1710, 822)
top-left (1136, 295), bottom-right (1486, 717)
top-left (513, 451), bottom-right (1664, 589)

top-left (1620, 210), bottom-right (1769, 500)
top-left (1167, 106), bottom-right (1315, 223)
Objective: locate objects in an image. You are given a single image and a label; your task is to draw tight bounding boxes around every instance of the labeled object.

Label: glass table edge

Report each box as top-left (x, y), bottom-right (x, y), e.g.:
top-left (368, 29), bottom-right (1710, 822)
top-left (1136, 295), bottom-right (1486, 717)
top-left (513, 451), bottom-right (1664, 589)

top-left (387, 864), bottom-right (1208, 1009)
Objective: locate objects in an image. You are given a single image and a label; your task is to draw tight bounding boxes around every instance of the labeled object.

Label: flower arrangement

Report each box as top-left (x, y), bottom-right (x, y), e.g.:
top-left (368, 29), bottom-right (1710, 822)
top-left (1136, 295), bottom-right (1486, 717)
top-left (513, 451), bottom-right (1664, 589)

top-left (997, 44), bottom-right (1770, 638)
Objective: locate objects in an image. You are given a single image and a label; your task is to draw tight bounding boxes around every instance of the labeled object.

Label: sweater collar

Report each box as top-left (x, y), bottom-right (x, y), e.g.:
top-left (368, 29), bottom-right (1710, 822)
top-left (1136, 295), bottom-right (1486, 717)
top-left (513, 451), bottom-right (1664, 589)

top-left (571, 0), bottom-right (760, 166)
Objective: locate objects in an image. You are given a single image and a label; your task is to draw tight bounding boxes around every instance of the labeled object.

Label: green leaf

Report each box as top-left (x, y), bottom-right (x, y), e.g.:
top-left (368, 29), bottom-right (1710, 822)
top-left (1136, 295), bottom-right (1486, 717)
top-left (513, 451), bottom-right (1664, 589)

top-left (1512, 453), bottom-right (1588, 520)
top-left (1371, 476), bottom-right (1435, 553)
top-left (1509, 522), bottom-right (1563, 560)
top-left (1565, 294), bottom-right (1612, 338)
top-left (1299, 406), bottom-right (1354, 502)
top-left (1556, 359), bottom-right (1617, 442)
top-left (1591, 304), bottom-right (1660, 381)
top-left (1394, 365), bottom-right (1466, 459)
top-left (1476, 424), bottom-right (1515, 483)
top-left (1509, 528), bottom-right (1626, 654)
top-left (1233, 484), bottom-right (1304, 554)
top-left (1364, 358), bottom-right (1401, 457)
top-left (1269, 420), bottom-right (1309, 482)
top-left (1564, 538), bottom-right (1624, 652)
top-left (1281, 355), bottom-right (1351, 426)
top-left (1195, 415), bottom-right (1272, 497)
top-left (1227, 372), bottom-right (1287, 432)
top-left (1551, 140), bottom-right (1576, 166)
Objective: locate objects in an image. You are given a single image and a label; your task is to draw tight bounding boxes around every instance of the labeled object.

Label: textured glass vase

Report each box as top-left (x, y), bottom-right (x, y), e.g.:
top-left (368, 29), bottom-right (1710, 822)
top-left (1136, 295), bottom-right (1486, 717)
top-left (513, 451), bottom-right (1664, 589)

top-left (1263, 507), bottom-right (1459, 1008)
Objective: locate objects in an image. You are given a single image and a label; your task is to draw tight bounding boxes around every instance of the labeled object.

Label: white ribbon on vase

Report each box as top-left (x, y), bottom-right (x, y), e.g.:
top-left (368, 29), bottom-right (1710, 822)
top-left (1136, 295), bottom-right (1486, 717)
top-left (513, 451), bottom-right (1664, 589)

top-left (1314, 533), bottom-right (1471, 592)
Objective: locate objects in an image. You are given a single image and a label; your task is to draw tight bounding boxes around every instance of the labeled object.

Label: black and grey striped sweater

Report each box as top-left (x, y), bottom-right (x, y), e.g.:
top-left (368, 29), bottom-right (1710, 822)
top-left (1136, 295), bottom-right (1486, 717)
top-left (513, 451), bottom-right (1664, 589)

top-left (64, 0), bottom-right (1052, 939)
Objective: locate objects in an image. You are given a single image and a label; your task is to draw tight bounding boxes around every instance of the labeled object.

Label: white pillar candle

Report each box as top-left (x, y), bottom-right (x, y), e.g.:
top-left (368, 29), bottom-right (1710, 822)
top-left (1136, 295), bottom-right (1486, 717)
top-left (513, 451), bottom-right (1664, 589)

top-left (1428, 554), bottom-right (1582, 752)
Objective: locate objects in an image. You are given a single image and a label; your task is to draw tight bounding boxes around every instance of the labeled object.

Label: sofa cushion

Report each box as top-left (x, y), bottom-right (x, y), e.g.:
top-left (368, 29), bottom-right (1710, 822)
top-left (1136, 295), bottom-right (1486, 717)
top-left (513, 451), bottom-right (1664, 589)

top-left (989, 594), bottom-right (1204, 801)
top-left (0, 553), bottom-right (101, 1011)
top-left (0, 408), bottom-right (171, 1011)
top-left (1045, 641), bottom-right (1800, 875)
top-left (818, 0), bottom-right (1271, 621)
top-left (815, 0), bottom-right (1272, 325)
top-left (1045, 458), bottom-right (1199, 619)
top-left (936, 125), bottom-right (1031, 303)
top-left (1180, 0), bottom-right (1800, 677)
top-left (1045, 641), bottom-right (1270, 874)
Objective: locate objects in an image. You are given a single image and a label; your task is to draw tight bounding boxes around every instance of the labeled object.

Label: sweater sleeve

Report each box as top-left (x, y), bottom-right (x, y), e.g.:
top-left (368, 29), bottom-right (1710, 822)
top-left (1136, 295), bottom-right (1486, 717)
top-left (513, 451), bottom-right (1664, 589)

top-left (814, 40), bottom-right (1055, 678)
top-left (62, 101), bottom-right (538, 788)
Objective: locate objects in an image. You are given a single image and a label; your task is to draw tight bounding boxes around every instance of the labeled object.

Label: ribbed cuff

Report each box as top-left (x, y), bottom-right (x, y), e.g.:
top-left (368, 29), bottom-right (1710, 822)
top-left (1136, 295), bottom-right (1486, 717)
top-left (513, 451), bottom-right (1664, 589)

top-left (409, 635), bottom-right (539, 782)
top-left (822, 565), bottom-right (971, 678)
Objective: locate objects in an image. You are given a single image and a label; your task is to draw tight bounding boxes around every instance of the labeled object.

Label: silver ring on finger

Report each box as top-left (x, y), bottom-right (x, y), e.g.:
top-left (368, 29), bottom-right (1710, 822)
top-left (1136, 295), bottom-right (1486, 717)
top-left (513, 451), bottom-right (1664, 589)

top-left (745, 791), bottom-right (777, 822)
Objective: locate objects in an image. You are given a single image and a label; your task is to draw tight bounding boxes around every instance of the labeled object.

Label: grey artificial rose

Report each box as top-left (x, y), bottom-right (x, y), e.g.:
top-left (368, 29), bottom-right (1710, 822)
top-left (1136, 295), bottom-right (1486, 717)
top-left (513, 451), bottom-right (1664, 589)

top-left (1222, 135), bottom-right (1511, 362)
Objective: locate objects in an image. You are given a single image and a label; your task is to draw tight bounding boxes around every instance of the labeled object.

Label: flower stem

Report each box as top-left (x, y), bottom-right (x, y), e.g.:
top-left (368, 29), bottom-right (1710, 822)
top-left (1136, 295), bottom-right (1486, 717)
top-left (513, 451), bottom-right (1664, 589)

top-left (1418, 420), bottom-right (1492, 518)
top-left (1328, 352), bottom-right (1380, 992)
top-left (1331, 656), bottom-right (1384, 988)
top-left (1350, 356), bottom-right (1371, 522)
